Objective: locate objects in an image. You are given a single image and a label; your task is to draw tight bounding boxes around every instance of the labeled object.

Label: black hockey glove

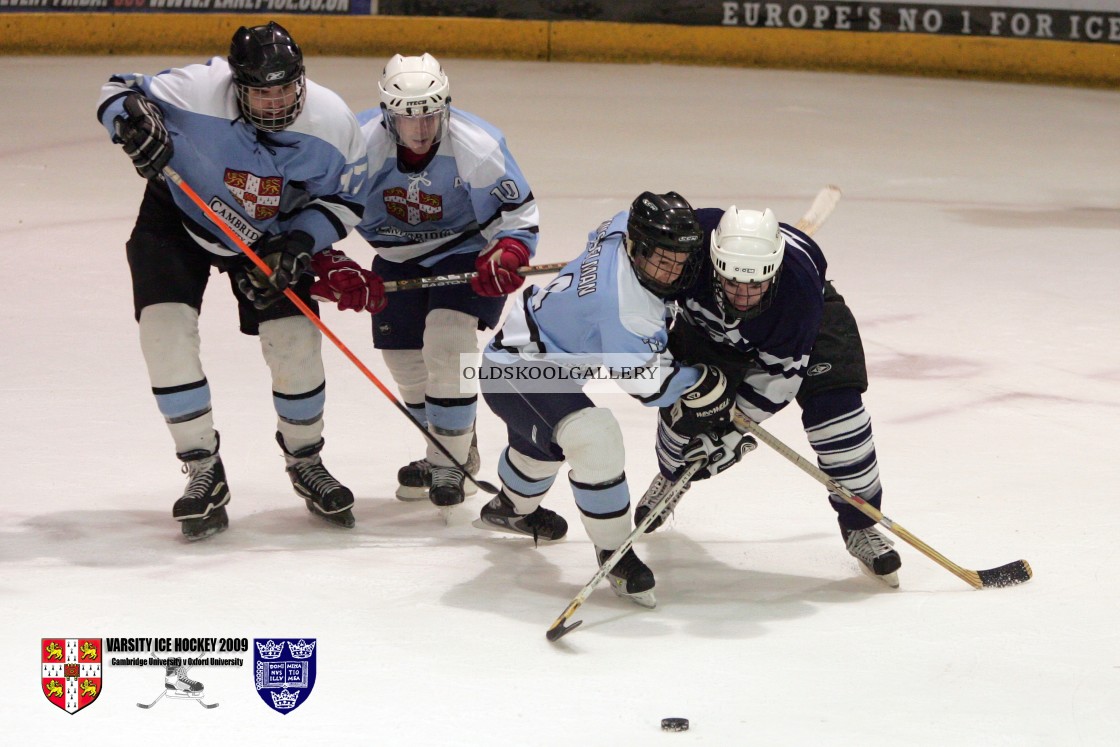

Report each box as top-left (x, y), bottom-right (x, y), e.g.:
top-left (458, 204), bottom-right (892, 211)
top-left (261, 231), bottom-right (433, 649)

top-left (660, 364), bottom-right (735, 438)
top-left (236, 231), bottom-right (314, 310)
top-left (683, 428), bottom-right (757, 481)
top-left (113, 94), bottom-right (173, 180)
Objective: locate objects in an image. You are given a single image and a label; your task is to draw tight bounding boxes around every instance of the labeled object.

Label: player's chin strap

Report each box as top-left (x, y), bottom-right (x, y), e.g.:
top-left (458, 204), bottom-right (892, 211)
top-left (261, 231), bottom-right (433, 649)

top-left (731, 411), bottom-right (1032, 590)
top-left (161, 165), bottom-right (498, 496)
top-left (545, 458), bottom-right (705, 643)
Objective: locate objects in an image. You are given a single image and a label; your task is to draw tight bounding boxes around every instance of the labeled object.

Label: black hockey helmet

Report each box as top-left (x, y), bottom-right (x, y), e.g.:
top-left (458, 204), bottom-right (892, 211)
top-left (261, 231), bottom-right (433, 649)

top-left (228, 22), bottom-right (306, 132)
top-left (626, 191), bottom-right (704, 297)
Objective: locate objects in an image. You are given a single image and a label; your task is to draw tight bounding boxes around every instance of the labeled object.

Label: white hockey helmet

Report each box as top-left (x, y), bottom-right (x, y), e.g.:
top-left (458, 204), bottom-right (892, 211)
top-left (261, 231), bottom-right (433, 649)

top-left (710, 207), bottom-right (785, 318)
top-left (378, 53), bottom-right (451, 148)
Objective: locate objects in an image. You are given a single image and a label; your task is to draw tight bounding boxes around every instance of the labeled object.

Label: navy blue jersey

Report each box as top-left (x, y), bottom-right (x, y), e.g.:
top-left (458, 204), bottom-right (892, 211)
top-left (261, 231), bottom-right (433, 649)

top-left (670, 207), bottom-right (828, 421)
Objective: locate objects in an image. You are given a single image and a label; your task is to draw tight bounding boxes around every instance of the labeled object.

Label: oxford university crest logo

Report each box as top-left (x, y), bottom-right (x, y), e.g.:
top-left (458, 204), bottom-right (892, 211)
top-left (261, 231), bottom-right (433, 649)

top-left (41, 638), bottom-right (101, 714)
top-left (253, 638), bottom-right (316, 714)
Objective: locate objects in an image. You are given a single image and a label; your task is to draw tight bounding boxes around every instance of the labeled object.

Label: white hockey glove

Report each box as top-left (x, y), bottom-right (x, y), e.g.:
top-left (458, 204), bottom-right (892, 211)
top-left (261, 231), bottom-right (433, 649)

top-left (683, 429), bottom-right (757, 481)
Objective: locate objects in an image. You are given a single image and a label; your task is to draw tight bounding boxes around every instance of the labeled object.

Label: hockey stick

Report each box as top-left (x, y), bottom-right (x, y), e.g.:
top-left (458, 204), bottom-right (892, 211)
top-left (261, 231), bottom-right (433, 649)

top-left (732, 412), bottom-right (1032, 589)
top-left (546, 459), bottom-right (705, 643)
top-left (161, 166), bottom-right (499, 495)
top-left (793, 185), bottom-right (841, 235)
top-left (386, 186), bottom-right (840, 294)
top-left (383, 262), bottom-right (567, 293)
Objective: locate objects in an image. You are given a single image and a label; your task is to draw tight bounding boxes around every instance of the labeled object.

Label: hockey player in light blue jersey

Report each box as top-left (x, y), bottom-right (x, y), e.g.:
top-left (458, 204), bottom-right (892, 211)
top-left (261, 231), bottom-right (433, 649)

top-left (97, 22), bottom-right (373, 540)
top-left (327, 53), bottom-right (538, 512)
top-left (635, 205), bottom-right (903, 586)
top-left (473, 192), bottom-right (739, 608)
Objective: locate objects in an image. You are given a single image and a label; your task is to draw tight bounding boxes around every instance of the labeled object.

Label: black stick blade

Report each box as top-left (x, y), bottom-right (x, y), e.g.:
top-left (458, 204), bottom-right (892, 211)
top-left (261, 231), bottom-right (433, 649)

top-left (978, 559), bottom-right (1032, 588)
top-left (546, 618), bottom-right (582, 643)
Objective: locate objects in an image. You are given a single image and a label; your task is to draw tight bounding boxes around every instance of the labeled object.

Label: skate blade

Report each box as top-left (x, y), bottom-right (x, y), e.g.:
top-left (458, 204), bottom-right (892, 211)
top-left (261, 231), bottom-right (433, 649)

top-left (306, 502), bottom-right (355, 529)
top-left (609, 583), bottom-right (657, 609)
top-left (470, 517), bottom-right (564, 542)
top-left (439, 505), bottom-right (457, 525)
top-left (180, 509), bottom-right (229, 542)
top-left (859, 562), bottom-right (900, 588)
top-left (395, 486), bottom-right (429, 501)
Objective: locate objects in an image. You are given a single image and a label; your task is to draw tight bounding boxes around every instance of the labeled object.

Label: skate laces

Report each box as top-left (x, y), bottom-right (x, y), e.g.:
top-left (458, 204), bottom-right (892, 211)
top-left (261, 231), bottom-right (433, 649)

top-left (181, 456), bottom-right (218, 500)
top-left (174, 666), bottom-right (200, 687)
top-left (291, 456), bottom-right (342, 494)
top-left (846, 527), bottom-right (894, 561)
top-left (431, 466), bottom-right (464, 489)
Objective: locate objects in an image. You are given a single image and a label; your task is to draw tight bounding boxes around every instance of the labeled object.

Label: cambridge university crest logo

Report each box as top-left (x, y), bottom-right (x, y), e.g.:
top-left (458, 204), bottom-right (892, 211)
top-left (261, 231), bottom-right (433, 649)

top-left (253, 638), bottom-right (317, 714)
top-left (41, 638), bottom-right (101, 714)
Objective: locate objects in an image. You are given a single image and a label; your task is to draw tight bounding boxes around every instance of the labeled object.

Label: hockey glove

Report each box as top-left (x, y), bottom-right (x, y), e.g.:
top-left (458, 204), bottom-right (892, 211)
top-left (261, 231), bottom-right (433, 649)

top-left (660, 364), bottom-right (735, 438)
top-left (683, 428), bottom-right (757, 481)
top-left (471, 238), bottom-right (531, 297)
top-left (235, 231), bottom-right (314, 310)
top-left (309, 249), bottom-right (387, 313)
top-left (113, 94), bottom-right (174, 180)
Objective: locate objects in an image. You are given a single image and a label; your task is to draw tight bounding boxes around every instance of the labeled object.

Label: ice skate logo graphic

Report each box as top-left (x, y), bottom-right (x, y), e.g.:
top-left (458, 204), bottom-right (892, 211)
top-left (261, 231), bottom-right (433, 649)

top-left (41, 638), bottom-right (101, 714)
top-left (384, 184), bottom-right (442, 225)
top-left (137, 665), bottom-right (219, 710)
top-left (254, 638), bottom-right (317, 714)
top-left (225, 169), bottom-right (283, 221)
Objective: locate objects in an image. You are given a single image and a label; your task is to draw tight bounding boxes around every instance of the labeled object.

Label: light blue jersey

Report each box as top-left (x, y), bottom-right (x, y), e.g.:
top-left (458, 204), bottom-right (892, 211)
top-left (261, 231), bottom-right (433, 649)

top-left (356, 107), bottom-right (538, 266)
top-left (97, 58), bottom-right (369, 257)
top-left (486, 211), bottom-right (701, 407)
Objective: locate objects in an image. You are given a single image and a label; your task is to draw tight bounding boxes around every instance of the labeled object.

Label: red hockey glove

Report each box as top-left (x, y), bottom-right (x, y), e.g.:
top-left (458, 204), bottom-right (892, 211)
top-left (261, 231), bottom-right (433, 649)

top-left (309, 249), bottom-right (387, 313)
top-left (470, 238), bottom-right (530, 297)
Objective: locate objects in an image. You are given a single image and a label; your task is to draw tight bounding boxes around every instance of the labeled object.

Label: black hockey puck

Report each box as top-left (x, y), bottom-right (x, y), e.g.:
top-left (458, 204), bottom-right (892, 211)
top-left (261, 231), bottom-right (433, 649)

top-left (661, 717), bottom-right (689, 732)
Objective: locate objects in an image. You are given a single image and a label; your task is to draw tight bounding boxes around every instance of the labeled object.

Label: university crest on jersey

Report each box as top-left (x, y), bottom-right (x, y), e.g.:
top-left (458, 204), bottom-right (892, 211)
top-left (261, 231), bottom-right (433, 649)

top-left (225, 169), bottom-right (283, 221)
top-left (41, 638), bottom-right (101, 714)
top-left (384, 183), bottom-right (442, 225)
top-left (253, 638), bottom-right (316, 715)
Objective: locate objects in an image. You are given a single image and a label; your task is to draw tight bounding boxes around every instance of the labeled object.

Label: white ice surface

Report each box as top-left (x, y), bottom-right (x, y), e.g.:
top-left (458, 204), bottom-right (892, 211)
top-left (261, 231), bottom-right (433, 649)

top-left (2, 56), bottom-right (1119, 745)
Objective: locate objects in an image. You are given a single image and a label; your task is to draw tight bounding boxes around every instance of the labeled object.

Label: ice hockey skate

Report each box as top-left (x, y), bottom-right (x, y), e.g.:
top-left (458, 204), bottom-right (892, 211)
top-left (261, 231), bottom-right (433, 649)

top-left (473, 491), bottom-right (568, 544)
top-left (597, 546), bottom-right (657, 608)
top-left (137, 665), bottom-right (218, 709)
top-left (173, 443), bottom-right (230, 542)
top-left (843, 525), bottom-right (902, 588)
top-left (396, 433), bottom-right (480, 501)
top-left (278, 433), bottom-right (355, 528)
top-left (633, 472), bottom-right (691, 533)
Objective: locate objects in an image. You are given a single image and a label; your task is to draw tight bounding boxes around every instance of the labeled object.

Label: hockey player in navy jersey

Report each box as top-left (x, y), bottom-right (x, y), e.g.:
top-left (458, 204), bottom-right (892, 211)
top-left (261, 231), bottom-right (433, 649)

top-left (97, 22), bottom-right (372, 540)
top-left (473, 192), bottom-right (738, 607)
top-left (334, 53), bottom-right (538, 511)
top-left (635, 205), bottom-right (902, 586)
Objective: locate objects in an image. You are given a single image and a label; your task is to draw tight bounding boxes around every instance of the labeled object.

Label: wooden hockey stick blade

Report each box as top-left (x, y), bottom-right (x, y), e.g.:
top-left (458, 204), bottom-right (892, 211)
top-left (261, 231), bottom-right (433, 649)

top-left (384, 262), bottom-right (567, 293)
top-left (734, 413), bottom-right (1032, 590)
top-left (545, 461), bottom-right (704, 642)
top-left (794, 185), bottom-right (841, 236)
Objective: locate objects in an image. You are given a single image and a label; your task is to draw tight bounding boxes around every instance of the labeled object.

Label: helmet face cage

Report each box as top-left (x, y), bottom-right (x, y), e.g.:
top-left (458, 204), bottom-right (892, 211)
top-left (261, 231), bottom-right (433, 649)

top-left (229, 22), bottom-right (306, 132)
top-left (713, 265), bottom-right (782, 320)
top-left (626, 191), bottom-right (704, 297)
top-left (378, 53), bottom-right (451, 150)
top-left (709, 207), bottom-right (785, 320)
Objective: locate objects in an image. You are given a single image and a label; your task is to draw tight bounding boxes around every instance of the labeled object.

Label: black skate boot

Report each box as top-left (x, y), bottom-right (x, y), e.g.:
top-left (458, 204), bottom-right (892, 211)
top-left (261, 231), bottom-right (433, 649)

top-left (396, 432), bottom-right (480, 501)
top-left (633, 472), bottom-right (690, 533)
top-left (278, 433), bottom-right (355, 529)
top-left (473, 491), bottom-right (568, 544)
top-left (842, 525), bottom-right (902, 588)
top-left (429, 465), bottom-right (467, 508)
top-left (174, 439), bottom-right (230, 542)
top-left (597, 546), bottom-right (657, 608)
